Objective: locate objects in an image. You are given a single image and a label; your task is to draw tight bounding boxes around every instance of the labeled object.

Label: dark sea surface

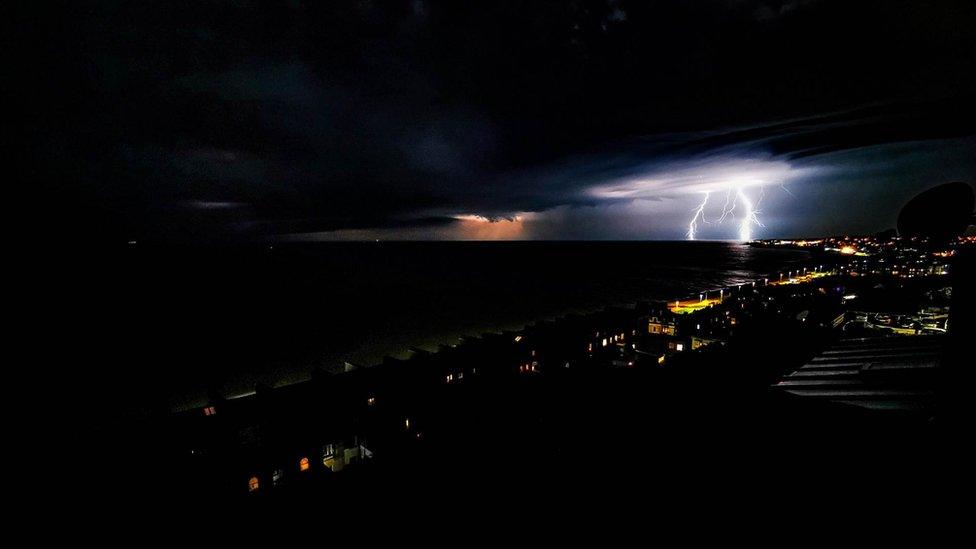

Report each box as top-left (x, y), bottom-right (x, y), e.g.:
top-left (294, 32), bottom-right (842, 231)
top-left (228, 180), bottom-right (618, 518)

top-left (60, 241), bottom-right (811, 419)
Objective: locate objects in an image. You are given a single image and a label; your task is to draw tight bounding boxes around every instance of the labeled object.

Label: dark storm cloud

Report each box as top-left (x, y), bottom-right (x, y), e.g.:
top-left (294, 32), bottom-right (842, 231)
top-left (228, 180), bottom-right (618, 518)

top-left (677, 97), bottom-right (976, 160)
top-left (451, 96), bottom-right (976, 213)
top-left (22, 0), bottom-right (976, 241)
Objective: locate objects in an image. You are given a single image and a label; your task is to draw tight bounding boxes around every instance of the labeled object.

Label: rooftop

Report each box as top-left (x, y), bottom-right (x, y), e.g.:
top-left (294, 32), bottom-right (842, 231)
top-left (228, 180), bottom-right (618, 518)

top-left (773, 335), bottom-right (942, 412)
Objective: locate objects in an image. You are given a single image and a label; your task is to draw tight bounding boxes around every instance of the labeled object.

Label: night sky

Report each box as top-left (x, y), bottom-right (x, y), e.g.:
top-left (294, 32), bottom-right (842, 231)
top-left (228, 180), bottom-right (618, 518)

top-left (21, 1), bottom-right (976, 241)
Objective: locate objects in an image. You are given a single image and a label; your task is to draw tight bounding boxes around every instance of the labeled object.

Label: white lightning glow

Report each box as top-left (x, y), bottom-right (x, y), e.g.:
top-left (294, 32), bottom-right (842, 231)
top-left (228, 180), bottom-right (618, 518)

top-left (716, 185), bottom-right (736, 224)
top-left (685, 184), bottom-right (766, 241)
top-left (686, 183), bottom-right (769, 241)
top-left (584, 156), bottom-right (807, 241)
top-left (736, 187), bottom-right (765, 241)
top-left (686, 191), bottom-right (710, 240)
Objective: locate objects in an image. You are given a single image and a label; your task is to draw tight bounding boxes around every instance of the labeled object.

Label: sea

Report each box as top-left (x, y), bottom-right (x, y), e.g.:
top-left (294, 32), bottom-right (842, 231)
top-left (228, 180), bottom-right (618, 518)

top-left (53, 241), bottom-right (811, 421)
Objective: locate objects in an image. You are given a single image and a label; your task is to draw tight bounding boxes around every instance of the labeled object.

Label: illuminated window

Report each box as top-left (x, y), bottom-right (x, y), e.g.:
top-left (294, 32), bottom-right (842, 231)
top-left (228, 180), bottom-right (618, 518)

top-left (248, 476), bottom-right (260, 492)
top-left (299, 457), bottom-right (310, 472)
top-left (514, 335), bottom-right (522, 342)
top-left (446, 374), bottom-right (454, 383)
top-left (405, 418), bottom-right (411, 429)
top-left (588, 343), bottom-right (593, 352)
top-left (367, 396), bottom-right (376, 406)
top-left (602, 338), bottom-right (608, 347)
top-left (676, 343), bottom-right (684, 351)
top-left (203, 406), bottom-right (216, 416)
top-left (457, 372), bottom-right (464, 380)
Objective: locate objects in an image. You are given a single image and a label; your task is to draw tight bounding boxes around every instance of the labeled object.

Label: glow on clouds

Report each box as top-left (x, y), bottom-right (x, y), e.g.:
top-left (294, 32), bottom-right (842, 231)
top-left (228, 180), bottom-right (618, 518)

top-left (586, 157), bottom-right (800, 199)
top-left (585, 156), bottom-right (813, 241)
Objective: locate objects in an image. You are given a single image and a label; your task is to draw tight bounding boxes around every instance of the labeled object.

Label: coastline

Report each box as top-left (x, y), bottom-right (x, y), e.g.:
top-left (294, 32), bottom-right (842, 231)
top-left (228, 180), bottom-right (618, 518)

top-left (175, 242), bottom-right (822, 411)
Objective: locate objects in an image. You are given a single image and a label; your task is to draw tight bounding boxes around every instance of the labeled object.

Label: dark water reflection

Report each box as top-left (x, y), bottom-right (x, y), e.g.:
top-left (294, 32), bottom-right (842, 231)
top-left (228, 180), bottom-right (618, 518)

top-left (71, 241), bottom-right (810, 414)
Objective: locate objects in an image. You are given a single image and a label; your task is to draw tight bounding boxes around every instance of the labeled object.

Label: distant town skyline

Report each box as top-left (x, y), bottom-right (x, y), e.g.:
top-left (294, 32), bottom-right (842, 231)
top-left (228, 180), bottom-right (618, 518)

top-left (23, 1), bottom-right (976, 242)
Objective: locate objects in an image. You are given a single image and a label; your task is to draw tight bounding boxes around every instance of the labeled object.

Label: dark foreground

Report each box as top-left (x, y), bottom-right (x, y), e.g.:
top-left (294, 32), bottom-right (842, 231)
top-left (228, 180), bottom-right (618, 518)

top-left (73, 249), bottom-right (973, 508)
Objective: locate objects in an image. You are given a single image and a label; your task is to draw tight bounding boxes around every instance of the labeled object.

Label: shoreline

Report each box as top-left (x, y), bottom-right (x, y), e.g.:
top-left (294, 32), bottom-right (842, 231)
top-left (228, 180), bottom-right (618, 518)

top-left (197, 253), bottom-right (833, 412)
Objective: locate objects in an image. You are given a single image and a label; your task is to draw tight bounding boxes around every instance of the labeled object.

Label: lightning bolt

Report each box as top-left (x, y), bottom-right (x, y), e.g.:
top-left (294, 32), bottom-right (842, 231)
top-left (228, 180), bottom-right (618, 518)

top-left (686, 191), bottom-right (710, 240)
top-left (717, 185), bottom-right (736, 223)
top-left (687, 181), bottom-right (782, 242)
top-left (737, 187), bottom-right (765, 241)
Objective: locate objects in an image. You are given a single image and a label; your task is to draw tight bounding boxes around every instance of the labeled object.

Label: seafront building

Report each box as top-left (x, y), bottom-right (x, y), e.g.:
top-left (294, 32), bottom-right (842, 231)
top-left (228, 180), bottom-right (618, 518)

top-left (97, 233), bottom-right (971, 497)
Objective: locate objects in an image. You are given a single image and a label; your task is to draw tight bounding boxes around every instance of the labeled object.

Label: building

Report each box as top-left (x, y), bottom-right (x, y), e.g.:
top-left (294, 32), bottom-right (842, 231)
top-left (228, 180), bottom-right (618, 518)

top-left (648, 316), bottom-right (676, 336)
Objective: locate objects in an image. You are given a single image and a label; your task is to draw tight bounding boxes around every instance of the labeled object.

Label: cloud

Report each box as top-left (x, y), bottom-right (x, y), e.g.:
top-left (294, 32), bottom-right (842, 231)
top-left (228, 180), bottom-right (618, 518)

top-left (29, 1), bottom-right (975, 242)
